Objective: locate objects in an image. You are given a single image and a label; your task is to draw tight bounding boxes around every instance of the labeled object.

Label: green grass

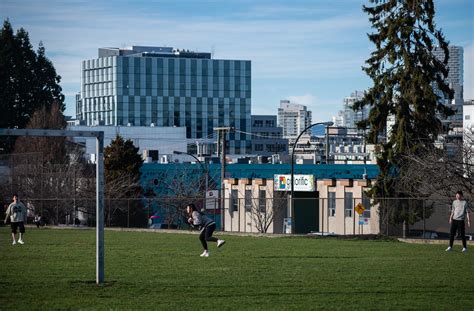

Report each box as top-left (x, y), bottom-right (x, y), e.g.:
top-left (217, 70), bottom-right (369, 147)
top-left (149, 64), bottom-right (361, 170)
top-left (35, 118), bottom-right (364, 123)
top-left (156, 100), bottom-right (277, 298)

top-left (0, 227), bottom-right (473, 310)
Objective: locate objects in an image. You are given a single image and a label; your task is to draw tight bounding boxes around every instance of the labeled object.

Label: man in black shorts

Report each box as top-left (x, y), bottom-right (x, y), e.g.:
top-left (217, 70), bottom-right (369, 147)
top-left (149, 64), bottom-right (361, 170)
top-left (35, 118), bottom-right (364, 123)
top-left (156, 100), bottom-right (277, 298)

top-left (4, 194), bottom-right (28, 245)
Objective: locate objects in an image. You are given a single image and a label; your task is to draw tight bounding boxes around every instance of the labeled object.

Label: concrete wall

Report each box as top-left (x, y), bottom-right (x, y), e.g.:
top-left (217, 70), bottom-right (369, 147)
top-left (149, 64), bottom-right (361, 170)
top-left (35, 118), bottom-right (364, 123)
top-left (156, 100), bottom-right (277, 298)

top-left (318, 179), bottom-right (379, 235)
top-left (224, 177), bottom-right (380, 235)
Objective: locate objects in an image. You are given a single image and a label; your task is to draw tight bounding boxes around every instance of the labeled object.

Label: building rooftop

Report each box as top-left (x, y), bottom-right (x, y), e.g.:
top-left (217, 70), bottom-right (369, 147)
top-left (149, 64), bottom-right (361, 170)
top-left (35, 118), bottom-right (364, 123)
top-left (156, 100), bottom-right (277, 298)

top-left (98, 46), bottom-right (212, 59)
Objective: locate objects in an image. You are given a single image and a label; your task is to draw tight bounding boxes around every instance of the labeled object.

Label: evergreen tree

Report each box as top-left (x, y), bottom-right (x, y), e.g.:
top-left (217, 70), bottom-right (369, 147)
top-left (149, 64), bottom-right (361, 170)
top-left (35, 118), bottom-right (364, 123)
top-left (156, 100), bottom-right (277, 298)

top-left (355, 0), bottom-right (454, 225)
top-left (0, 19), bottom-right (64, 153)
top-left (104, 135), bottom-right (143, 184)
top-left (104, 135), bottom-right (144, 226)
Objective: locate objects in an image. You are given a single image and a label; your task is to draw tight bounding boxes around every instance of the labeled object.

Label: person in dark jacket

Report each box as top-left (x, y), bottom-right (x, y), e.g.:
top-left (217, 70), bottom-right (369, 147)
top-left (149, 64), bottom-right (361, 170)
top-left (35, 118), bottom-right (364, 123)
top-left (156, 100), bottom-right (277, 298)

top-left (186, 203), bottom-right (225, 257)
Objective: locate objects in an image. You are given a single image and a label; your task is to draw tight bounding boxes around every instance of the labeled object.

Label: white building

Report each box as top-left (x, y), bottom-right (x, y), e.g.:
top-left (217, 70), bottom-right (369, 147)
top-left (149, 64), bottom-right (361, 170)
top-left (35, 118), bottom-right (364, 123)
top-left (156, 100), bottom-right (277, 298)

top-left (464, 101), bottom-right (474, 161)
top-left (278, 100), bottom-right (312, 139)
top-left (332, 91), bottom-right (368, 132)
top-left (68, 125), bottom-right (187, 163)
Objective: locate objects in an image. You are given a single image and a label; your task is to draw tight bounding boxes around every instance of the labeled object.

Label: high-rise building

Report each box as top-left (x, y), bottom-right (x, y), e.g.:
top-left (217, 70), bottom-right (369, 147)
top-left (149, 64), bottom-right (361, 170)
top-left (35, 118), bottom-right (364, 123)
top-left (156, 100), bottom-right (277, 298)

top-left (277, 100), bottom-right (312, 139)
top-left (433, 45), bottom-right (463, 103)
top-left (77, 46), bottom-right (251, 154)
top-left (251, 115), bottom-right (288, 156)
top-left (333, 91), bottom-right (368, 132)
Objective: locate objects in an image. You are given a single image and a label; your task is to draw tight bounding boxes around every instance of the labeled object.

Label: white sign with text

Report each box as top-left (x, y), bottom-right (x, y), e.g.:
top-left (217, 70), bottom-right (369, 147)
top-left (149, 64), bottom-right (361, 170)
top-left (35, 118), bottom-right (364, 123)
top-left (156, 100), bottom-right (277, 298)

top-left (273, 175), bottom-right (315, 192)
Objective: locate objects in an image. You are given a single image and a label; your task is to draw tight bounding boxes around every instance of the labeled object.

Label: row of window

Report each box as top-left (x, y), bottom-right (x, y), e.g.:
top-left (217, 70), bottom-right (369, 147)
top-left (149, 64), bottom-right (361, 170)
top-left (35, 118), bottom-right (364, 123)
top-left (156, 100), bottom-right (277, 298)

top-left (117, 89), bottom-right (251, 99)
top-left (328, 192), bottom-right (371, 218)
top-left (230, 190), bottom-right (267, 213)
top-left (118, 57), bottom-right (251, 72)
top-left (254, 144), bottom-right (287, 152)
top-left (116, 83), bottom-right (251, 91)
top-left (228, 191), bottom-right (371, 219)
top-left (253, 120), bottom-right (276, 127)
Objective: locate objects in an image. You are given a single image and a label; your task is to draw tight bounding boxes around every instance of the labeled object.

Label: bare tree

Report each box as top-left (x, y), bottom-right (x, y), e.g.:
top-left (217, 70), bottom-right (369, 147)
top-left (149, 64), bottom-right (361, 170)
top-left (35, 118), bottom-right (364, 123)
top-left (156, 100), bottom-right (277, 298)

top-left (244, 191), bottom-right (286, 233)
top-left (147, 163), bottom-right (209, 228)
top-left (394, 131), bottom-right (473, 200)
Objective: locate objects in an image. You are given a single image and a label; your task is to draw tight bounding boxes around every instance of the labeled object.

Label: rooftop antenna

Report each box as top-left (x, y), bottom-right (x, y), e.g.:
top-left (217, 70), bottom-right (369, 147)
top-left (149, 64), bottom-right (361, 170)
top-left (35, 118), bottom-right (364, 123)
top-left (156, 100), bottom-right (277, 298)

top-left (211, 45), bottom-right (215, 59)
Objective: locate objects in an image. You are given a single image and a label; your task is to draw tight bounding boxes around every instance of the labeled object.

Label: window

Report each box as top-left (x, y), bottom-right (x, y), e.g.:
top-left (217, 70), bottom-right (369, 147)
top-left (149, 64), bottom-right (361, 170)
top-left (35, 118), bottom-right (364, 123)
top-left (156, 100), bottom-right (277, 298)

top-left (362, 192), bottom-right (371, 218)
top-left (245, 189), bottom-right (252, 212)
top-left (466, 115), bottom-right (471, 120)
top-left (259, 189), bottom-right (266, 213)
top-left (231, 189), bottom-right (238, 213)
top-left (328, 192), bottom-right (336, 216)
top-left (345, 192), bottom-right (353, 217)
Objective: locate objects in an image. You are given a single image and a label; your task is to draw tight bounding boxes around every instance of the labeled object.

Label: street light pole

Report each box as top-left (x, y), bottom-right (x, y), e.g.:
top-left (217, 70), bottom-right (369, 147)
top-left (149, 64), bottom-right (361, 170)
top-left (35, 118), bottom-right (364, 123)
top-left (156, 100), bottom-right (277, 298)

top-left (290, 121), bottom-right (333, 234)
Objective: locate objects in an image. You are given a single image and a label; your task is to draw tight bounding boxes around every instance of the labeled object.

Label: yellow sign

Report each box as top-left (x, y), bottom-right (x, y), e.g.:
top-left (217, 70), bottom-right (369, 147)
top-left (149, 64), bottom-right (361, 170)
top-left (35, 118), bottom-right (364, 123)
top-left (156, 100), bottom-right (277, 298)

top-left (355, 203), bottom-right (365, 215)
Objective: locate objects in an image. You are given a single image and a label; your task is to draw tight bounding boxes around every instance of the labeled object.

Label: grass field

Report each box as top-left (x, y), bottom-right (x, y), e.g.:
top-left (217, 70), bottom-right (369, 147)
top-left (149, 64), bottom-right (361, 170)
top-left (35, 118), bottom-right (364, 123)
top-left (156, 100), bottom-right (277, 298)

top-left (0, 226), bottom-right (473, 310)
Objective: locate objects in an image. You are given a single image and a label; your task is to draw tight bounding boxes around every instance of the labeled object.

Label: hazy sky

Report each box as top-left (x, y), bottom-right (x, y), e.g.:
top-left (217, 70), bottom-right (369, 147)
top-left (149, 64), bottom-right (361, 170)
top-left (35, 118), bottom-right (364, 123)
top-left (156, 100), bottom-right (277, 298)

top-left (2, 0), bottom-right (473, 122)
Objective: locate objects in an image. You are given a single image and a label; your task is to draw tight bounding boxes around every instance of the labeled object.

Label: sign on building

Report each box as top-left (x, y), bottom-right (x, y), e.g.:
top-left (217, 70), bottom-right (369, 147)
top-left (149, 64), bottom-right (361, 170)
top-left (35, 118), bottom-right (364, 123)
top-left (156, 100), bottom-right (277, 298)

top-left (274, 175), bottom-right (315, 192)
top-left (206, 190), bottom-right (219, 210)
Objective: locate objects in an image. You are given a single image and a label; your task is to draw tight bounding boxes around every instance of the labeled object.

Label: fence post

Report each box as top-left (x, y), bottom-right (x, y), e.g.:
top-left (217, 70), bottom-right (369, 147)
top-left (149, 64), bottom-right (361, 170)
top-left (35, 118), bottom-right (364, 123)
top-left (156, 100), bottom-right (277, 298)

top-left (56, 199), bottom-right (59, 225)
top-left (108, 199), bottom-right (111, 227)
top-left (353, 197), bottom-right (356, 235)
top-left (238, 198), bottom-right (241, 233)
top-left (422, 200), bottom-right (426, 238)
top-left (321, 198), bottom-right (324, 235)
top-left (127, 199), bottom-right (130, 228)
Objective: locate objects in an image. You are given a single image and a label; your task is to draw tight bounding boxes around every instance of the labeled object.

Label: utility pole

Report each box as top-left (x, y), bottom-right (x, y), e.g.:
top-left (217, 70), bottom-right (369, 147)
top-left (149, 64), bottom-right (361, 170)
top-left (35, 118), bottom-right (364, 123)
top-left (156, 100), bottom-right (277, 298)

top-left (325, 126), bottom-right (330, 164)
top-left (214, 127), bottom-right (233, 231)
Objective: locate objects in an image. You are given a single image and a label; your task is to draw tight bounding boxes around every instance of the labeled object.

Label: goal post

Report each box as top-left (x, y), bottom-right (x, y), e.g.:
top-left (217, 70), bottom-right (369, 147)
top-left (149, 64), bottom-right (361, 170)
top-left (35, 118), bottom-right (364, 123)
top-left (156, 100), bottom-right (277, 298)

top-left (0, 128), bottom-right (105, 285)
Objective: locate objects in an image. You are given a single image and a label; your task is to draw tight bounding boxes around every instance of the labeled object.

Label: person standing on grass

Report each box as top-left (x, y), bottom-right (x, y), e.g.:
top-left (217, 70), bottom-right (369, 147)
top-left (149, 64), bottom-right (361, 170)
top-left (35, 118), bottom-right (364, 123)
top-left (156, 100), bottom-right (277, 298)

top-left (4, 194), bottom-right (28, 245)
top-left (186, 203), bottom-right (225, 257)
top-left (446, 191), bottom-right (471, 253)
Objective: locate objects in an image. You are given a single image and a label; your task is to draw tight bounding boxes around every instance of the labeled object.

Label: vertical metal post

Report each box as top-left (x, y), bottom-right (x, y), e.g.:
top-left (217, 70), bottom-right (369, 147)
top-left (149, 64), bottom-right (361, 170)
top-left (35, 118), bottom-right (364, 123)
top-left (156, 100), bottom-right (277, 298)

top-left (290, 147), bottom-right (295, 234)
top-left (353, 198), bottom-right (356, 235)
top-left (321, 198), bottom-right (324, 234)
top-left (127, 199), bottom-right (130, 228)
top-left (96, 134), bottom-right (105, 285)
top-left (291, 122), bottom-right (333, 235)
top-left (325, 126), bottom-right (330, 164)
top-left (73, 169), bottom-right (76, 226)
top-left (220, 131), bottom-right (226, 231)
top-left (422, 200), bottom-right (426, 238)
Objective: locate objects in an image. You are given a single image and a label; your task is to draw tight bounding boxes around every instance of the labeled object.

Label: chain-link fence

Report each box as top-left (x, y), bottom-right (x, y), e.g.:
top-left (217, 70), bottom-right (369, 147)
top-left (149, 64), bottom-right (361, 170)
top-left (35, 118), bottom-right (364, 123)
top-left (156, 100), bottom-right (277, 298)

top-left (1, 196), bottom-right (470, 241)
top-left (1, 152), bottom-right (471, 238)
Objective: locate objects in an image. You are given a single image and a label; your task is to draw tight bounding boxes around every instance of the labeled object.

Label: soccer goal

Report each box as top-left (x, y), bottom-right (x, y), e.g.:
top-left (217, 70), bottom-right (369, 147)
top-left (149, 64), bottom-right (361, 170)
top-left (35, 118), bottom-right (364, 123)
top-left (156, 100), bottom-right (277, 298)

top-left (0, 128), bottom-right (105, 284)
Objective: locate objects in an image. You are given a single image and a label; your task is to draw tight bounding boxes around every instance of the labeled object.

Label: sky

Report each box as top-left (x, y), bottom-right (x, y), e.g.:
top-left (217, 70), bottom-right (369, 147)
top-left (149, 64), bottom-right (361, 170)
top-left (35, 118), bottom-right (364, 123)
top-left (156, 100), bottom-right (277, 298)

top-left (2, 0), bottom-right (473, 122)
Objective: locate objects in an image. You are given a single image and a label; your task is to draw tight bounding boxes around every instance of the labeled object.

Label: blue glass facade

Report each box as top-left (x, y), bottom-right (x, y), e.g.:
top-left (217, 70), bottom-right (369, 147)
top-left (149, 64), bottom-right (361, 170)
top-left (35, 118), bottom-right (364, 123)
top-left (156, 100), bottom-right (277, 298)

top-left (79, 47), bottom-right (252, 154)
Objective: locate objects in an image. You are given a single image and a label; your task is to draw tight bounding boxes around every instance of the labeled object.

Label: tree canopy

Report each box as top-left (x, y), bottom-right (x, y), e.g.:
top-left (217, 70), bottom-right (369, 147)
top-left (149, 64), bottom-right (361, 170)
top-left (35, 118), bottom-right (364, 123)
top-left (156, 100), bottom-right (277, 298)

top-left (0, 19), bottom-right (64, 153)
top-left (104, 135), bottom-right (143, 196)
top-left (356, 0), bottom-right (454, 197)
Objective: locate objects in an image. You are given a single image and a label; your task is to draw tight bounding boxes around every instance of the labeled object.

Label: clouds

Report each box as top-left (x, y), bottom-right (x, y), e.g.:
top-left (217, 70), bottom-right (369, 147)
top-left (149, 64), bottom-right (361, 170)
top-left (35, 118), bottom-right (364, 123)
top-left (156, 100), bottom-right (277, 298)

top-left (2, 0), bottom-right (473, 119)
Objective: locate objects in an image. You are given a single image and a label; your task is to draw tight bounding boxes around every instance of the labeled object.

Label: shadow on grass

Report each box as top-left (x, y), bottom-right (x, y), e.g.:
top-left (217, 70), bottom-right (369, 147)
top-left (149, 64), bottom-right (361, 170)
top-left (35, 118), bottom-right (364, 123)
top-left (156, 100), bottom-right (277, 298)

top-left (259, 255), bottom-right (359, 259)
top-left (68, 280), bottom-right (117, 288)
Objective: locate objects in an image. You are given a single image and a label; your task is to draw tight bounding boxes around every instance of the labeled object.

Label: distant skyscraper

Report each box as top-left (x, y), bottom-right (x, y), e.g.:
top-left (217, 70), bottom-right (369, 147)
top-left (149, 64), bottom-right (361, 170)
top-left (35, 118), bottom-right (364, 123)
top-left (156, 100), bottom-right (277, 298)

top-left (333, 91), bottom-right (368, 131)
top-left (277, 100), bottom-right (312, 139)
top-left (433, 45), bottom-right (463, 102)
top-left (77, 46), bottom-right (251, 154)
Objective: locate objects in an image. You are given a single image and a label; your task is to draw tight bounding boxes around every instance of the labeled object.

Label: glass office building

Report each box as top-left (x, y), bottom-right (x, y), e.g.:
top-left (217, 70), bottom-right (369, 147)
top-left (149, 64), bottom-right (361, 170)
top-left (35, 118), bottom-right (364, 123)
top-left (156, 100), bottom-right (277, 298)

top-left (78, 46), bottom-right (252, 154)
